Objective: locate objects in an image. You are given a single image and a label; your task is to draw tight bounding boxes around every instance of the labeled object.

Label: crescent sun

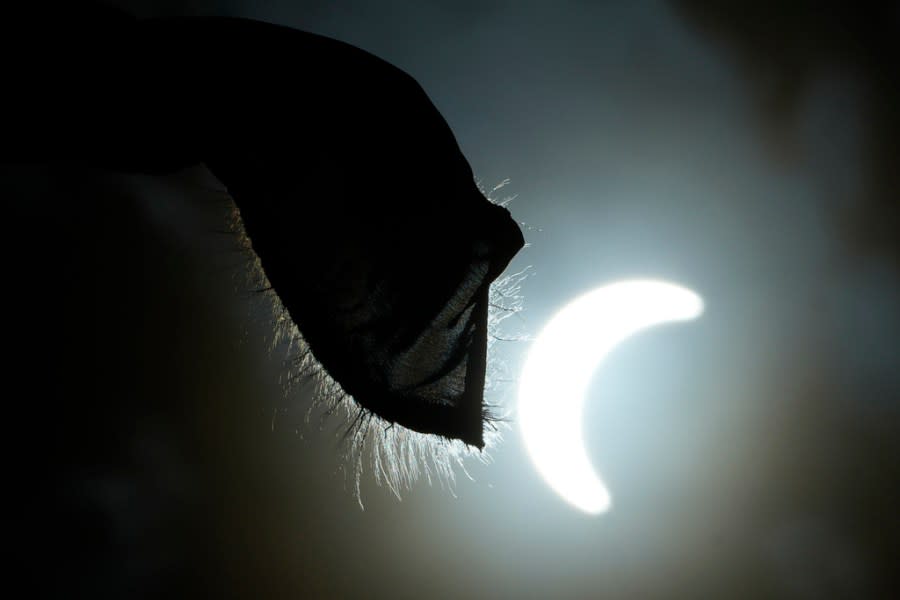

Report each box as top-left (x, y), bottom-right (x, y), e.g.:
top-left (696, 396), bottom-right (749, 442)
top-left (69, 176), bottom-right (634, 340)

top-left (518, 279), bottom-right (704, 514)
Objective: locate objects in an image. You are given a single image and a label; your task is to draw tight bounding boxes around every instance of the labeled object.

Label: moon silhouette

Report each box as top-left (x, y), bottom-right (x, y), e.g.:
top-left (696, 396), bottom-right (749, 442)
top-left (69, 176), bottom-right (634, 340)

top-left (518, 279), bottom-right (704, 514)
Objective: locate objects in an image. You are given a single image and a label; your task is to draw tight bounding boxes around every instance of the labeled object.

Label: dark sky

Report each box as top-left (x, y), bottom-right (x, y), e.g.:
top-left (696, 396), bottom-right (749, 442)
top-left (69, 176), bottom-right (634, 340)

top-left (7, 1), bottom-right (898, 598)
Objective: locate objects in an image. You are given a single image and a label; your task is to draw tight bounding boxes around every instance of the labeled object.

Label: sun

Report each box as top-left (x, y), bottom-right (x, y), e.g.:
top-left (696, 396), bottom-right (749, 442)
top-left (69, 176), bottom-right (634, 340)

top-left (518, 279), bottom-right (704, 514)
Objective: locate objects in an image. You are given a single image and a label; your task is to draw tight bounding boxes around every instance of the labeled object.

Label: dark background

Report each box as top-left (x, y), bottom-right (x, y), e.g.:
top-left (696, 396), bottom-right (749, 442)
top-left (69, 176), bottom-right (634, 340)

top-left (5, 1), bottom-right (898, 598)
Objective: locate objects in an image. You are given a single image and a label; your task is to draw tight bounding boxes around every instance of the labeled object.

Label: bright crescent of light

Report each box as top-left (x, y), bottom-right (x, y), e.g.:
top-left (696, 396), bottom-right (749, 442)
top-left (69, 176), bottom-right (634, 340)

top-left (518, 279), bottom-right (704, 514)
